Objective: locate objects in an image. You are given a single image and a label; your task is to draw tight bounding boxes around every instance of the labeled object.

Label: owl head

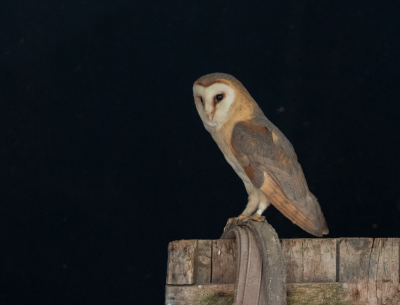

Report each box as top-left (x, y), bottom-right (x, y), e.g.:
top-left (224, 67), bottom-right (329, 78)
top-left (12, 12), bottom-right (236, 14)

top-left (193, 73), bottom-right (253, 130)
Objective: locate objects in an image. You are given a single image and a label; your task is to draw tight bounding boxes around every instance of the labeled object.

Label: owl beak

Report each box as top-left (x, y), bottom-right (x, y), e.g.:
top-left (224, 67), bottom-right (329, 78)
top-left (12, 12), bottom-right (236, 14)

top-left (206, 106), bottom-right (215, 121)
top-left (204, 102), bottom-right (216, 122)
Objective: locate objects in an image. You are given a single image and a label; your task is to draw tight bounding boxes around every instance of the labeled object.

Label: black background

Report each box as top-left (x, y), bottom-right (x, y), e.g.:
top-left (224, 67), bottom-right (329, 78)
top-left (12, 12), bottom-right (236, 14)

top-left (1, 0), bottom-right (399, 304)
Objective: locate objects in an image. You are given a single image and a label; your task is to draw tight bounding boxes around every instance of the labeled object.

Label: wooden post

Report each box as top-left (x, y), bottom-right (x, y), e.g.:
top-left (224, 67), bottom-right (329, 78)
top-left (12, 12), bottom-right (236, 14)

top-left (166, 237), bottom-right (400, 305)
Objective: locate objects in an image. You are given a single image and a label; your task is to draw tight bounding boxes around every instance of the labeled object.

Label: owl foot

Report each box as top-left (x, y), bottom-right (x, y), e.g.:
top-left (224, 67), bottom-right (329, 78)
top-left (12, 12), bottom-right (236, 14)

top-left (238, 214), bottom-right (250, 221)
top-left (227, 217), bottom-right (237, 225)
top-left (250, 214), bottom-right (265, 222)
top-left (226, 214), bottom-right (263, 228)
top-left (226, 215), bottom-right (250, 225)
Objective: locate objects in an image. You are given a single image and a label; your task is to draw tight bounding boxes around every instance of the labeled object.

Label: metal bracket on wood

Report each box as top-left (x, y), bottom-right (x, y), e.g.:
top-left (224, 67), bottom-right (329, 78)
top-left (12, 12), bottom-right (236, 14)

top-left (221, 220), bottom-right (286, 305)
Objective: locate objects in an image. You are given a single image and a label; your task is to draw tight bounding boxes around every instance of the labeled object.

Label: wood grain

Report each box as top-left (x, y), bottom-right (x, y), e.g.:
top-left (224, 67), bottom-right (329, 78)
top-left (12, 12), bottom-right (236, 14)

top-left (165, 284), bottom-right (235, 305)
top-left (282, 238), bottom-right (337, 283)
top-left (165, 238), bottom-right (400, 304)
top-left (339, 238), bottom-right (374, 304)
top-left (166, 240), bottom-right (196, 285)
top-left (287, 282), bottom-right (361, 305)
top-left (385, 288), bottom-right (400, 305)
top-left (339, 238), bottom-right (400, 305)
top-left (195, 240), bottom-right (212, 284)
top-left (367, 238), bottom-right (399, 305)
top-left (211, 239), bottom-right (237, 284)
top-left (165, 283), bottom-right (363, 305)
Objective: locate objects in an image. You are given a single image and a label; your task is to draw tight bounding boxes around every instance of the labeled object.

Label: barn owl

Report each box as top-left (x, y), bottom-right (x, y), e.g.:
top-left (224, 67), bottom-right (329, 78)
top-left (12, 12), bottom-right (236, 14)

top-left (193, 73), bottom-right (328, 237)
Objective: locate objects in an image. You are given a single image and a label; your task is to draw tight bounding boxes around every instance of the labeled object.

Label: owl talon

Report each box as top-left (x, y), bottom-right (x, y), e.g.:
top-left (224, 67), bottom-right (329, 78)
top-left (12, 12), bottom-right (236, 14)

top-left (250, 214), bottom-right (265, 222)
top-left (238, 214), bottom-right (251, 222)
top-left (227, 217), bottom-right (238, 225)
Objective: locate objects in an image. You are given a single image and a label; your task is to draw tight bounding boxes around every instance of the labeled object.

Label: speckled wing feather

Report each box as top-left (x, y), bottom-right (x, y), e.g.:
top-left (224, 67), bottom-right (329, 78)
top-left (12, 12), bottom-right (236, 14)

top-left (230, 107), bottom-right (328, 237)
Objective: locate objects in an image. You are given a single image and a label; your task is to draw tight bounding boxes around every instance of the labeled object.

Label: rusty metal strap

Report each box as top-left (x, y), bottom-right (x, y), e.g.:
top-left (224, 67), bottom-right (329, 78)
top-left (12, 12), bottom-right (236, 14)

top-left (221, 220), bottom-right (286, 305)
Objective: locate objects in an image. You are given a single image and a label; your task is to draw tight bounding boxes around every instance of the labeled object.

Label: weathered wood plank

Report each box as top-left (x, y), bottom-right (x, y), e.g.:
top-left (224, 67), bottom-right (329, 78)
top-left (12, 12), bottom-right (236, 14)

top-left (165, 284), bottom-right (235, 305)
top-left (282, 239), bottom-right (303, 283)
top-left (166, 240), bottom-right (196, 285)
top-left (195, 240), bottom-right (212, 284)
top-left (287, 283), bottom-right (362, 305)
top-left (367, 238), bottom-right (399, 305)
top-left (165, 238), bottom-right (400, 304)
top-left (339, 238), bottom-right (400, 305)
top-left (165, 283), bottom-right (363, 305)
top-left (211, 239), bottom-right (237, 284)
top-left (302, 239), bottom-right (337, 283)
top-left (339, 238), bottom-right (374, 304)
top-left (282, 238), bottom-right (337, 283)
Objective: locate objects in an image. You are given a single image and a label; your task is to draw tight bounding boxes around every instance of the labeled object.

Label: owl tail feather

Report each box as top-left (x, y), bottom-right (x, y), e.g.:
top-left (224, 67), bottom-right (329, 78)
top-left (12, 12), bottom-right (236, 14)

top-left (309, 193), bottom-right (329, 235)
top-left (260, 172), bottom-right (329, 237)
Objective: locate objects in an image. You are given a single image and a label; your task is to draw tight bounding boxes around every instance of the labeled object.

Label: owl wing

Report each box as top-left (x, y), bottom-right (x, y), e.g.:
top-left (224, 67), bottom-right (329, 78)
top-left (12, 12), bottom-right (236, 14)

top-left (230, 119), bottom-right (328, 237)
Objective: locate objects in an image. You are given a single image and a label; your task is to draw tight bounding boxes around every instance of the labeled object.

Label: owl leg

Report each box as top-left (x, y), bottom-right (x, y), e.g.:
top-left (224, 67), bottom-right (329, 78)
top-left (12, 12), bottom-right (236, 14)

top-left (240, 194), bottom-right (259, 216)
top-left (249, 191), bottom-right (270, 222)
top-left (227, 189), bottom-right (259, 224)
top-left (227, 183), bottom-right (266, 224)
top-left (235, 188), bottom-right (260, 222)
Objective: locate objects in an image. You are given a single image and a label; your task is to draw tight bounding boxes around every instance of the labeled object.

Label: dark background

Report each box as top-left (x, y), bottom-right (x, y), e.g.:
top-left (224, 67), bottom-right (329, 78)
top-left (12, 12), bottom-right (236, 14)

top-left (1, 0), bottom-right (399, 304)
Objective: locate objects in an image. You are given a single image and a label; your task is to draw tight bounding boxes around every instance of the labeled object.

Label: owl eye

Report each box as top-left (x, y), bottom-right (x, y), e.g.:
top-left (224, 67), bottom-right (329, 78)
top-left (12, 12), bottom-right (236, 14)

top-left (215, 94), bottom-right (224, 102)
top-left (199, 97), bottom-right (204, 104)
